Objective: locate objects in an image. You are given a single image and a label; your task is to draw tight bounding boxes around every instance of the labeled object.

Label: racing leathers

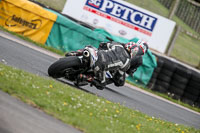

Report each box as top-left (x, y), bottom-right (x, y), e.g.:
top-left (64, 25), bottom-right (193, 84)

top-left (92, 41), bottom-right (130, 89)
top-left (92, 40), bottom-right (148, 90)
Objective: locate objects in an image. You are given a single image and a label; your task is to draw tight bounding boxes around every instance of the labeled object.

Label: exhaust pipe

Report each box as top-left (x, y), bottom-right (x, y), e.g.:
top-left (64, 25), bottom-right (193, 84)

top-left (83, 50), bottom-right (90, 58)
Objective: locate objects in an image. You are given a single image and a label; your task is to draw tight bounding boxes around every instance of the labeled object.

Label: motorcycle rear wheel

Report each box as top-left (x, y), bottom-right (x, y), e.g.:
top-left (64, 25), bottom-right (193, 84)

top-left (48, 56), bottom-right (81, 78)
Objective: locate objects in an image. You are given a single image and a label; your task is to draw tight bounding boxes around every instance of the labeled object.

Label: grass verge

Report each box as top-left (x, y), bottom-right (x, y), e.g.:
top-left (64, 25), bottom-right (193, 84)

top-left (0, 63), bottom-right (200, 132)
top-left (171, 32), bottom-right (200, 67)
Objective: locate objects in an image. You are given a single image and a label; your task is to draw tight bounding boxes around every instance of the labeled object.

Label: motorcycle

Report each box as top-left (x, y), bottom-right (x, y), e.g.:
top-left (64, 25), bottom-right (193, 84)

top-left (48, 46), bottom-right (115, 88)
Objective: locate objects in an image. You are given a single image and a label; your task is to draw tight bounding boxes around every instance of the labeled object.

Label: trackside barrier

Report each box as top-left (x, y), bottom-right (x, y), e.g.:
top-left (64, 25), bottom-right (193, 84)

top-left (148, 53), bottom-right (200, 107)
top-left (0, 0), bottom-right (57, 44)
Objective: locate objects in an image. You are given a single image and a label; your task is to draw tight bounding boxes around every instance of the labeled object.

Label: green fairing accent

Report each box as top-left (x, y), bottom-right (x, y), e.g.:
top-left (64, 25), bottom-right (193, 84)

top-left (46, 9), bottom-right (157, 85)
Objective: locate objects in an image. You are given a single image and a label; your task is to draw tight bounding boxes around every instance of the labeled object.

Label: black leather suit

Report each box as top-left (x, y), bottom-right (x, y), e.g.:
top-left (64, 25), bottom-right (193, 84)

top-left (93, 41), bottom-right (147, 89)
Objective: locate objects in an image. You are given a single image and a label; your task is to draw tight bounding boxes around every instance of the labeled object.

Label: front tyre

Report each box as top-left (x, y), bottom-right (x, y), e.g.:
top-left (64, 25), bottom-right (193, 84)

top-left (48, 56), bottom-right (81, 78)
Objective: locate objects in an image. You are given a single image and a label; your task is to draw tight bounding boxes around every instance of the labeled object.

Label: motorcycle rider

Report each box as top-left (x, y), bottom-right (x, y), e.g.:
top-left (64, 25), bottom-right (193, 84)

top-left (66, 39), bottom-right (148, 90)
top-left (91, 40), bottom-right (148, 90)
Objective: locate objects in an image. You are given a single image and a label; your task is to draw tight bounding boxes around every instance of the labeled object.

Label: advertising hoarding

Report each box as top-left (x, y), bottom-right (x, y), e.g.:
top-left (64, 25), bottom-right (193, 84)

top-left (62, 0), bottom-right (176, 53)
top-left (0, 0), bottom-right (57, 44)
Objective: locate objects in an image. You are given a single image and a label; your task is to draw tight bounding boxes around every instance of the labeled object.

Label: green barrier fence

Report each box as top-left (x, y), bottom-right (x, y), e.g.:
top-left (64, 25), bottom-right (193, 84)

top-left (46, 10), bottom-right (107, 52)
top-left (46, 9), bottom-right (157, 86)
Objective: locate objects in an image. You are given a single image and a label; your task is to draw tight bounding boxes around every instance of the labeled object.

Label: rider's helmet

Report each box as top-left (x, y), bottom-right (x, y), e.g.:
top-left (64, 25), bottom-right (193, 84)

top-left (124, 41), bottom-right (148, 58)
top-left (124, 42), bottom-right (139, 58)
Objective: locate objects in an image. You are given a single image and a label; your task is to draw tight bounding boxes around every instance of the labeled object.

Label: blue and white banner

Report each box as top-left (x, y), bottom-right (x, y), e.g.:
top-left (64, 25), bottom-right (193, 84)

top-left (85, 0), bottom-right (157, 36)
top-left (62, 0), bottom-right (176, 53)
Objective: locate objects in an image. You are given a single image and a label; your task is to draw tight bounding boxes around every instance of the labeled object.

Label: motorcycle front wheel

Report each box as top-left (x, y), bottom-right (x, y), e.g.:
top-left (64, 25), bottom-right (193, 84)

top-left (48, 56), bottom-right (81, 78)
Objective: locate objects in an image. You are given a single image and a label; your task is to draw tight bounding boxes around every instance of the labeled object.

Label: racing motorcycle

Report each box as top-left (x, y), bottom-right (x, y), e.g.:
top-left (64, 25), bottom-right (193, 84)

top-left (48, 46), bottom-right (115, 88)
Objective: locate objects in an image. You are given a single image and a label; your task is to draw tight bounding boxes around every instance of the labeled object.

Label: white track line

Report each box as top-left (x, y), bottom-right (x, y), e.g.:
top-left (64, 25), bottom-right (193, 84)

top-left (0, 30), bottom-right (199, 116)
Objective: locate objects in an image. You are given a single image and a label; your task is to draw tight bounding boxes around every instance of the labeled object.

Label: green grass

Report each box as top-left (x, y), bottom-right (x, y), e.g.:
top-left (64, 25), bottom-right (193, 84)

top-left (0, 63), bottom-right (199, 132)
top-left (171, 32), bottom-right (200, 67)
top-left (33, 0), bottom-right (66, 11)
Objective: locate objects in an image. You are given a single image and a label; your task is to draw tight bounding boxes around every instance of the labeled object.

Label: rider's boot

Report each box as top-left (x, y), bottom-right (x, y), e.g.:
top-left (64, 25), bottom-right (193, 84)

top-left (90, 79), bottom-right (105, 90)
top-left (74, 74), bottom-right (90, 86)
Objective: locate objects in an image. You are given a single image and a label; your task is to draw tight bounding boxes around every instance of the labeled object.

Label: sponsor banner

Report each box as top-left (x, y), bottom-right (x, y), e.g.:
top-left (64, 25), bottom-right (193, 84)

top-left (0, 0), bottom-right (57, 44)
top-left (62, 0), bottom-right (176, 53)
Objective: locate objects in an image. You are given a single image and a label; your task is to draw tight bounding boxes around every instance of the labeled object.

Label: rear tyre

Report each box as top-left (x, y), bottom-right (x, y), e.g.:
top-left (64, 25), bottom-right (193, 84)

top-left (48, 56), bottom-right (81, 78)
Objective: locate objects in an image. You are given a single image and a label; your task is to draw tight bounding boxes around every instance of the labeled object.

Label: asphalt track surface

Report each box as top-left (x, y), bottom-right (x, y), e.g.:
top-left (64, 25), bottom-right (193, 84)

top-left (0, 91), bottom-right (81, 133)
top-left (0, 32), bottom-right (200, 132)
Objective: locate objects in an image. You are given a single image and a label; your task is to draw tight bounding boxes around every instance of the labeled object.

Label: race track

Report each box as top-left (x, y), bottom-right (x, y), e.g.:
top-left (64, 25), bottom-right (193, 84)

top-left (0, 31), bottom-right (200, 131)
top-left (0, 91), bottom-right (81, 133)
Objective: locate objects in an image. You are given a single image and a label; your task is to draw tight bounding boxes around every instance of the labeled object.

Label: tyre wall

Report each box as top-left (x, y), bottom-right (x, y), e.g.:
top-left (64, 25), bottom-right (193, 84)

top-left (148, 53), bottom-right (200, 107)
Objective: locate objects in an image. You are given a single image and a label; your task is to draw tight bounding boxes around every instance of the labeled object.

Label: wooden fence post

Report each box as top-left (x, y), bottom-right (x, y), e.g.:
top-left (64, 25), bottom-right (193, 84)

top-left (168, 0), bottom-right (180, 19)
top-left (197, 61), bottom-right (200, 70)
top-left (166, 25), bottom-right (181, 56)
